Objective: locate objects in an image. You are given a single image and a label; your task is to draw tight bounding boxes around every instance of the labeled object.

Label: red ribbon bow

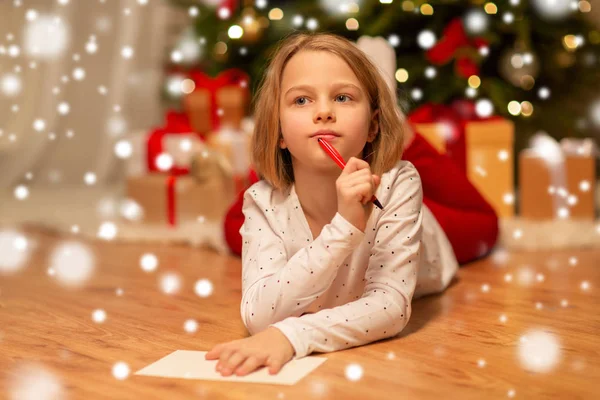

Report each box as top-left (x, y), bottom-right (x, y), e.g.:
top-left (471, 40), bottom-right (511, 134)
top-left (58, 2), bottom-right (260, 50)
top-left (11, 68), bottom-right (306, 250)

top-left (142, 111), bottom-right (198, 227)
top-left (146, 110), bottom-right (198, 175)
top-left (425, 18), bottom-right (489, 79)
top-left (187, 69), bottom-right (250, 133)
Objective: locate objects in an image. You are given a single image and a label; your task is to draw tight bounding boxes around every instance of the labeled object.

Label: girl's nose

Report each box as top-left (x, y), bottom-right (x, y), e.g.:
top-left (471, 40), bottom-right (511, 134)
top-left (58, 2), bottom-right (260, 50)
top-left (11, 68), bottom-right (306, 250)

top-left (313, 107), bottom-right (336, 123)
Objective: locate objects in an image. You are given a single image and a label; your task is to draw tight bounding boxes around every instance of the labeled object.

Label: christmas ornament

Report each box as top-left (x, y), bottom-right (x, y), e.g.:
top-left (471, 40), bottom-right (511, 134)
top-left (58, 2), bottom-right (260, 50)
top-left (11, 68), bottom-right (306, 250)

top-left (499, 47), bottom-right (540, 89)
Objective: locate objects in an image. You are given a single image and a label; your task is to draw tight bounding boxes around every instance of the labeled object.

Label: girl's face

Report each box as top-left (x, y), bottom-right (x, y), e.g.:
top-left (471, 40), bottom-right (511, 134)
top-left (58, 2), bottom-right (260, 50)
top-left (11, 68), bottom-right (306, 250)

top-left (279, 50), bottom-right (378, 171)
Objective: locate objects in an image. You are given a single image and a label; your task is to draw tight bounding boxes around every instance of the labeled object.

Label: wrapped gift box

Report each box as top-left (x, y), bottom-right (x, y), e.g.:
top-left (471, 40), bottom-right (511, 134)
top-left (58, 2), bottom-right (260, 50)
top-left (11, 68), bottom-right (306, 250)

top-left (202, 120), bottom-right (254, 194)
top-left (124, 131), bottom-right (205, 177)
top-left (126, 173), bottom-right (235, 226)
top-left (203, 128), bottom-right (252, 176)
top-left (409, 102), bottom-right (515, 217)
top-left (465, 119), bottom-right (515, 218)
top-left (123, 111), bottom-right (202, 177)
top-left (519, 136), bottom-right (597, 220)
top-left (162, 133), bottom-right (205, 171)
top-left (183, 69), bottom-right (250, 134)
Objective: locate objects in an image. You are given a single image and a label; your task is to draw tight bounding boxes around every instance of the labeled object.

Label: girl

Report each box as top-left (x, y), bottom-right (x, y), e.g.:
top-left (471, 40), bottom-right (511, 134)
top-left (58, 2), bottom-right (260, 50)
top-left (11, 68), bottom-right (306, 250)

top-left (206, 33), bottom-right (460, 377)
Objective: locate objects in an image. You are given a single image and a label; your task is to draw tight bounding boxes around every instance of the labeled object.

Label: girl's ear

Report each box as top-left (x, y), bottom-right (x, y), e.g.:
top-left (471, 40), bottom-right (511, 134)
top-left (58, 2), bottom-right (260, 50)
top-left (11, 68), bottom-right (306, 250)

top-left (279, 132), bottom-right (287, 149)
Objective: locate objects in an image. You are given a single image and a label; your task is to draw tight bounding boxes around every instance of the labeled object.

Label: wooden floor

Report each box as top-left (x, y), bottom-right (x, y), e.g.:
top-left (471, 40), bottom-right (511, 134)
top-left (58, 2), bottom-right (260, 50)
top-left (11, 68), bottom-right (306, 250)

top-left (1, 226), bottom-right (598, 399)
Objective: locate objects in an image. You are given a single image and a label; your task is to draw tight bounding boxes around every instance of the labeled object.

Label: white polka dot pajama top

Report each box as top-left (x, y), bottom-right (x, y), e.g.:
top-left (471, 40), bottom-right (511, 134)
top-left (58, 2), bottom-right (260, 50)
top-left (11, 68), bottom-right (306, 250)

top-left (239, 160), bottom-right (459, 359)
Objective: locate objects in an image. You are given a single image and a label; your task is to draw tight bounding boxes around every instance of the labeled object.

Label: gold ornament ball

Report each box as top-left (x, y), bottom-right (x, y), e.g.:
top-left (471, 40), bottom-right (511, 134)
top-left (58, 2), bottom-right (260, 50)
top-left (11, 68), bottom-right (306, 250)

top-left (499, 48), bottom-right (540, 88)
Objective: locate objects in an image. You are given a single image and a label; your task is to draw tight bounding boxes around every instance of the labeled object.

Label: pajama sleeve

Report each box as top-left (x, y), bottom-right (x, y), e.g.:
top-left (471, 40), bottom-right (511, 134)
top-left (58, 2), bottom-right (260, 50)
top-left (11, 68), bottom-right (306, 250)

top-left (239, 183), bottom-right (366, 336)
top-left (270, 163), bottom-right (424, 359)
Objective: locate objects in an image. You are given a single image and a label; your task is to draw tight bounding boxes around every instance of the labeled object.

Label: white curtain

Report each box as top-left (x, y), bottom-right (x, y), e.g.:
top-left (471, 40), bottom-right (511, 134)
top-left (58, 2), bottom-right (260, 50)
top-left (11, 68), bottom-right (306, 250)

top-left (0, 1), bottom-right (232, 254)
top-left (0, 0), bottom-right (182, 191)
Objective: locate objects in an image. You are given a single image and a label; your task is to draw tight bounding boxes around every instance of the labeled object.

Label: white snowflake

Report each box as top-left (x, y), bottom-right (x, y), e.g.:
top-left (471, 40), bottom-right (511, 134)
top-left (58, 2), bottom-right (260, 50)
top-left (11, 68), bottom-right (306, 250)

top-left (49, 241), bottom-right (95, 287)
top-left (194, 279), bottom-right (214, 298)
top-left (417, 30), bottom-right (436, 50)
top-left (92, 309), bottom-right (107, 323)
top-left (24, 15), bottom-right (70, 60)
top-left (518, 330), bottom-right (561, 373)
top-left (0, 230), bottom-right (30, 274)
top-left (344, 363), bottom-right (363, 381)
top-left (112, 362), bottom-right (130, 380)
top-left (184, 319), bottom-right (198, 333)
top-left (140, 253), bottom-right (158, 272)
top-left (160, 273), bottom-right (181, 294)
top-left (9, 362), bottom-right (63, 400)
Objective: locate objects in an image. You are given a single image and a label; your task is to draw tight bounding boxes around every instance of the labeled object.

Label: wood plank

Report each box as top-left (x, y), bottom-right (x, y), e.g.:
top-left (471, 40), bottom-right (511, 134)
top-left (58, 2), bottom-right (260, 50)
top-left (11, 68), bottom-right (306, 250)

top-left (0, 227), bottom-right (598, 399)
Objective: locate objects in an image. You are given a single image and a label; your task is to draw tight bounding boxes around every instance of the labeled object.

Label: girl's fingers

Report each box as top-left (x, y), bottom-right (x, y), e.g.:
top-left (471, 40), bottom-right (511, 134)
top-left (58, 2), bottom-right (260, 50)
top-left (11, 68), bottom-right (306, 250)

top-left (342, 169), bottom-right (372, 185)
top-left (341, 170), bottom-right (376, 186)
top-left (235, 356), bottom-right (262, 376)
top-left (342, 176), bottom-right (377, 199)
top-left (267, 356), bottom-right (283, 375)
top-left (221, 352), bottom-right (246, 376)
top-left (348, 182), bottom-right (374, 204)
top-left (216, 347), bottom-right (235, 371)
top-left (340, 157), bottom-right (369, 177)
top-left (342, 175), bottom-right (371, 189)
top-left (205, 343), bottom-right (225, 360)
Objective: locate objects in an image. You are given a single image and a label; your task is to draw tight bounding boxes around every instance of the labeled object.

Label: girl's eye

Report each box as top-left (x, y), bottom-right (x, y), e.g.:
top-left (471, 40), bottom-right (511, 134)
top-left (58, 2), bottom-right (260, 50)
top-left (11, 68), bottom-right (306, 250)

top-left (336, 94), bottom-right (350, 102)
top-left (294, 97), bottom-right (308, 106)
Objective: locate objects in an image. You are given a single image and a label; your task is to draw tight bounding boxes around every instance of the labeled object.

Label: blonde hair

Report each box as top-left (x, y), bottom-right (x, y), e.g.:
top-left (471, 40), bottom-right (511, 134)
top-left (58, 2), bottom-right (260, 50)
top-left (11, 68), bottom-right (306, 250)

top-left (250, 32), bottom-right (406, 192)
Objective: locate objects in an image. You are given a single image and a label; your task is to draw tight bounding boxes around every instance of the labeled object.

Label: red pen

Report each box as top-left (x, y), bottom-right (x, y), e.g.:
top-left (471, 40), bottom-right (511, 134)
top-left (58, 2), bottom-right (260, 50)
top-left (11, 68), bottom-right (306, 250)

top-left (318, 137), bottom-right (384, 210)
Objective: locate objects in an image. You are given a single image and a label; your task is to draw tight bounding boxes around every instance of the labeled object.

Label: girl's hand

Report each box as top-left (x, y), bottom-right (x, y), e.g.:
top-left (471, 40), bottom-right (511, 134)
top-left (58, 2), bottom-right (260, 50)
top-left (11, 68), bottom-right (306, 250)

top-left (336, 157), bottom-right (381, 232)
top-left (205, 327), bottom-right (295, 376)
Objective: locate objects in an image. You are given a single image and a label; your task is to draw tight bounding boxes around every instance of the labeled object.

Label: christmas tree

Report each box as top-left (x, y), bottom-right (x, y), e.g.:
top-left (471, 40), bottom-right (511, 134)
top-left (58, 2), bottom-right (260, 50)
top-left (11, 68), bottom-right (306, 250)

top-left (165, 0), bottom-right (600, 156)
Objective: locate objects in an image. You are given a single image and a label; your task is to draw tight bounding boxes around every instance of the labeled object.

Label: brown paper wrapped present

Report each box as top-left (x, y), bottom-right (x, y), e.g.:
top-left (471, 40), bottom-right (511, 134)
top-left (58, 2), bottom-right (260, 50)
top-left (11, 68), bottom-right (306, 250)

top-left (125, 172), bottom-right (235, 226)
top-left (184, 88), bottom-right (248, 134)
top-left (184, 90), bottom-right (213, 134)
top-left (202, 126), bottom-right (254, 194)
top-left (190, 147), bottom-right (233, 183)
top-left (162, 133), bottom-right (205, 171)
top-left (182, 69), bottom-right (250, 134)
top-left (465, 119), bottom-right (515, 218)
top-left (518, 135), bottom-right (597, 220)
top-left (203, 129), bottom-right (252, 172)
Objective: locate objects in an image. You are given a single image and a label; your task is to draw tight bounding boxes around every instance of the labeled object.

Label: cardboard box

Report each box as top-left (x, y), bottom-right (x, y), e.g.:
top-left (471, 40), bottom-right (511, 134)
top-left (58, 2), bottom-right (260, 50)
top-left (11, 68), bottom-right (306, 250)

top-left (519, 150), bottom-right (596, 220)
top-left (465, 119), bottom-right (515, 218)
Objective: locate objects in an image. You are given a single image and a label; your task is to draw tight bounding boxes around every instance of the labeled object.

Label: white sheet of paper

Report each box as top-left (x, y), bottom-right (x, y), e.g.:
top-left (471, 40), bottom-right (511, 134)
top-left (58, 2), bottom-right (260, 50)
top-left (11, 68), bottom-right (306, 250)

top-left (134, 350), bottom-right (327, 385)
